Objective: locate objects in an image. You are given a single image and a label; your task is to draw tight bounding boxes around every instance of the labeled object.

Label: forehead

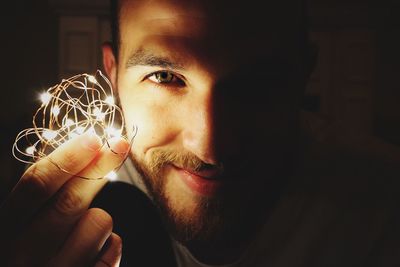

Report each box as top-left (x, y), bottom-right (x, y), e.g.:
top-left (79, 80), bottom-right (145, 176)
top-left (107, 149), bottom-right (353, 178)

top-left (118, 0), bottom-right (304, 69)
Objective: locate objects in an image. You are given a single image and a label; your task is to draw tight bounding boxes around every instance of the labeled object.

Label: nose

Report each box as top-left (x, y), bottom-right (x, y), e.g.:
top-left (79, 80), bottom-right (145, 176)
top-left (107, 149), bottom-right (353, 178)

top-left (180, 77), bottom-right (243, 167)
top-left (181, 89), bottom-right (217, 165)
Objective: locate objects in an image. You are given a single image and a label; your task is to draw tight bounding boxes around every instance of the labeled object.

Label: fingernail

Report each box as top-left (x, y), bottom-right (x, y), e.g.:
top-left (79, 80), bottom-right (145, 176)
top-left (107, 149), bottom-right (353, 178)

top-left (108, 138), bottom-right (130, 154)
top-left (81, 132), bottom-right (102, 151)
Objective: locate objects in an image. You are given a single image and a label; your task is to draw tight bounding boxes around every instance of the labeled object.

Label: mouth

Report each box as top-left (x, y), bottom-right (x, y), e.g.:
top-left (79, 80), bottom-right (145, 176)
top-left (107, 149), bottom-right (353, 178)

top-left (185, 166), bottom-right (222, 179)
top-left (171, 164), bottom-right (225, 196)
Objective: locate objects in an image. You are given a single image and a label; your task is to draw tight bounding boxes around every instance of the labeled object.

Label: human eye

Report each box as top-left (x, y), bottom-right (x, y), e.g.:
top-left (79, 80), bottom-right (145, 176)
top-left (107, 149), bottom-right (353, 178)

top-left (145, 70), bottom-right (186, 88)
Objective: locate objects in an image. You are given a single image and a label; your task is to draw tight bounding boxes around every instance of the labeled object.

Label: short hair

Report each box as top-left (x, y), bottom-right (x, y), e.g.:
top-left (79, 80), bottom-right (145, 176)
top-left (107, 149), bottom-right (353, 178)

top-left (108, 0), bottom-right (310, 59)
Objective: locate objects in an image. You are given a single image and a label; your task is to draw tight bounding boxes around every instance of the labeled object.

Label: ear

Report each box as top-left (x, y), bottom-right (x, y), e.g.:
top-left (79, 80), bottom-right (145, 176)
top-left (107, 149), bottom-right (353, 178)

top-left (102, 42), bottom-right (118, 90)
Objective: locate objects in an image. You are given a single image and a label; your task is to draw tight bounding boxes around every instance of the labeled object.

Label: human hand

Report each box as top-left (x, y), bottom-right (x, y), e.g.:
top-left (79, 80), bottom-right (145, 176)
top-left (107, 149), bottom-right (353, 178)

top-left (0, 132), bottom-right (130, 266)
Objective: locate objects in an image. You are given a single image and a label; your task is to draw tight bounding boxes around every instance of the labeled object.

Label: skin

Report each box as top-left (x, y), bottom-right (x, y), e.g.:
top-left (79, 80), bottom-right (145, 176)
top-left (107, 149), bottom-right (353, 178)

top-left (0, 133), bottom-right (128, 266)
top-left (103, 0), bottom-right (310, 264)
top-left (1, 0), bottom-right (311, 265)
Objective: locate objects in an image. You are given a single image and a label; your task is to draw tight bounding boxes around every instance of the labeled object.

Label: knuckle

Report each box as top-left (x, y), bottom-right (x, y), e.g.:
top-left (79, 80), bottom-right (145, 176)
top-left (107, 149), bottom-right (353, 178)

top-left (20, 164), bottom-right (52, 199)
top-left (86, 208), bottom-right (113, 232)
top-left (53, 149), bottom-right (80, 173)
top-left (53, 186), bottom-right (85, 216)
top-left (90, 162), bottom-right (110, 178)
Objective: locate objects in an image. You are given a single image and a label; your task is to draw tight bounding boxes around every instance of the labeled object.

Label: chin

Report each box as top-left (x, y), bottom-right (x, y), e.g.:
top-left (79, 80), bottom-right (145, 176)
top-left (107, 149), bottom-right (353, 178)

top-left (156, 170), bottom-right (226, 243)
top-left (131, 154), bottom-right (286, 247)
top-left (155, 172), bottom-right (269, 248)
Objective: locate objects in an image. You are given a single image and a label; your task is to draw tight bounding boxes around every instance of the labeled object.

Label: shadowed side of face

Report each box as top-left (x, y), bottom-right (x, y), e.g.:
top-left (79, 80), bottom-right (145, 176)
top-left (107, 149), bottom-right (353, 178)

top-left (107, 0), bottom-right (308, 248)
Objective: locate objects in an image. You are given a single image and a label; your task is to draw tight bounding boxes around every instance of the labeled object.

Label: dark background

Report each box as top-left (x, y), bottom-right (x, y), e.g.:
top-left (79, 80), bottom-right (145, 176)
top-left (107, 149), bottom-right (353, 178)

top-left (0, 0), bottom-right (400, 199)
top-left (0, 1), bottom-right (59, 197)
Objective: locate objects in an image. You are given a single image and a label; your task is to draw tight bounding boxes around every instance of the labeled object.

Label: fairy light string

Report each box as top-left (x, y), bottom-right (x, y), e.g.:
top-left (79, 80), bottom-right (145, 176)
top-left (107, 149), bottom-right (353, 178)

top-left (12, 70), bottom-right (136, 180)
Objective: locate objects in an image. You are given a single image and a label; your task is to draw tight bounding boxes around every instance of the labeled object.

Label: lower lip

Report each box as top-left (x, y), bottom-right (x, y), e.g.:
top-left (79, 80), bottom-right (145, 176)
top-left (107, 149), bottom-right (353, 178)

top-left (173, 167), bottom-right (223, 197)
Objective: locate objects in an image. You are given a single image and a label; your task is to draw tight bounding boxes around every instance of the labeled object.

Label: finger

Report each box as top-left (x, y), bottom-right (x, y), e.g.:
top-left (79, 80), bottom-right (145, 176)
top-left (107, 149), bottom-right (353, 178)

top-left (77, 136), bottom-right (130, 179)
top-left (94, 233), bottom-right (122, 267)
top-left (0, 132), bottom-right (102, 233)
top-left (49, 208), bottom-right (113, 267)
top-left (15, 137), bottom-right (129, 263)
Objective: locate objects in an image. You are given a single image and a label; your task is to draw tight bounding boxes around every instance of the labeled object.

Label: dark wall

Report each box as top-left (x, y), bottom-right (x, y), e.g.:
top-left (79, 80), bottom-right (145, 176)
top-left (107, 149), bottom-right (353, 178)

top-left (0, 0), bottom-right (399, 198)
top-left (0, 0), bottom-right (59, 195)
top-left (374, 3), bottom-right (400, 145)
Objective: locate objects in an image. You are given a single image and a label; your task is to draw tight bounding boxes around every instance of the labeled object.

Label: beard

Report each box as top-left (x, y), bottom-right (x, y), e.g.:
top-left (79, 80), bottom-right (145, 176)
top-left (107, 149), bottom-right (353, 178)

top-left (129, 147), bottom-right (291, 249)
top-left (130, 149), bottom-right (226, 243)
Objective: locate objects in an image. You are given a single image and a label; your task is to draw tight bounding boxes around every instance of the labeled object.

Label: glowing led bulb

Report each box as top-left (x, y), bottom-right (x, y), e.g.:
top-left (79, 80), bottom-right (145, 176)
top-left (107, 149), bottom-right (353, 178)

top-left (76, 126), bottom-right (85, 135)
top-left (105, 171), bottom-right (118, 181)
top-left (68, 132), bottom-right (79, 139)
top-left (88, 75), bottom-right (97, 84)
top-left (13, 70), bottom-right (135, 180)
top-left (68, 125), bottom-right (88, 139)
top-left (51, 106), bottom-right (60, 116)
top-left (25, 146), bottom-right (36, 155)
top-left (42, 129), bottom-right (57, 141)
top-left (105, 96), bottom-right (115, 105)
top-left (93, 107), bottom-right (105, 121)
top-left (40, 92), bottom-right (52, 105)
top-left (87, 127), bottom-right (96, 135)
top-left (105, 127), bottom-right (122, 138)
top-left (64, 119), bottom-right (74, 127)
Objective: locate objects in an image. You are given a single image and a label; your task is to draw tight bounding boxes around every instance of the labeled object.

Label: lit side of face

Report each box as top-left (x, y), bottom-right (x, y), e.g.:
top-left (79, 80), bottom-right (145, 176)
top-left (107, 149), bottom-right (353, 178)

top-left (103, 0), bottom-right (306, 246)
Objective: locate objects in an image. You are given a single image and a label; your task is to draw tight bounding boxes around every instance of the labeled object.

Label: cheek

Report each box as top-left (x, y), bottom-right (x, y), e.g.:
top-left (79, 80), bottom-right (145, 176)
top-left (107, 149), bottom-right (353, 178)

top-left (118, 87), bottom-right (181, 158)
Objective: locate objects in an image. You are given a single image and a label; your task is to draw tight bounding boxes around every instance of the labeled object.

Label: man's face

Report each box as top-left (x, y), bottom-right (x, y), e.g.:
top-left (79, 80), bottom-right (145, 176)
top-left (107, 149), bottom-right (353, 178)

top-left (105, 0), bottom-right (306, 246)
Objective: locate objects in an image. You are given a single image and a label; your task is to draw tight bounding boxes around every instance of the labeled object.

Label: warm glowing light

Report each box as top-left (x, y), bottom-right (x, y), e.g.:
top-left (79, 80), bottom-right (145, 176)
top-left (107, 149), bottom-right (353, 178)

top-left (105, 96), bottom-right (115, 105)
top-left (13, 70), bottom-right (136, 180)
top-left (25, 146), bottom-right (36, 155)
top-left (87, 127), bottom-right (96, 135)
top-left (64, 119), bottom-right (74, 127)
top-left (105, 171), bottom-right (118, 181)
top-left (42, 129), bottom-right (58, 141)
top-left (68, 132), bottom-right (79, 139)
top-left (88, 75), bottom-right (97, 84)
top-left (40, 92), bottom-right (52, 105)
top-left (93, 107), bottom-right (106, 121)
top-left (105, 127), bottom-right (122, 138)
top-left (51, 106), bottom-right (60, 116)
top-left (76, 126), bottom-right (85, 135)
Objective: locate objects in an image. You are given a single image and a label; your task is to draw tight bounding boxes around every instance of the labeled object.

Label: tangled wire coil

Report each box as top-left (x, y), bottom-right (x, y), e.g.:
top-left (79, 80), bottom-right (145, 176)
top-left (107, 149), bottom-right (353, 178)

top-left (12, 70), bottom-right (136, 180)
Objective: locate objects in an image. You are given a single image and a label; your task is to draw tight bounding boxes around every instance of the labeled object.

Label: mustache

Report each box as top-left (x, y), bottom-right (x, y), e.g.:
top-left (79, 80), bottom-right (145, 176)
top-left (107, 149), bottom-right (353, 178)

top-left (147, 149), bottom-right (223, 175)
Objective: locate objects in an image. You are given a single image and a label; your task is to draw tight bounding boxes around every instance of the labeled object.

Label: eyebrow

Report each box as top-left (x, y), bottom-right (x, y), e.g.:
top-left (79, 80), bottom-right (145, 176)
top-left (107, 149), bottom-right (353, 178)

top-left (125, 48), bottom-right (185, 70)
